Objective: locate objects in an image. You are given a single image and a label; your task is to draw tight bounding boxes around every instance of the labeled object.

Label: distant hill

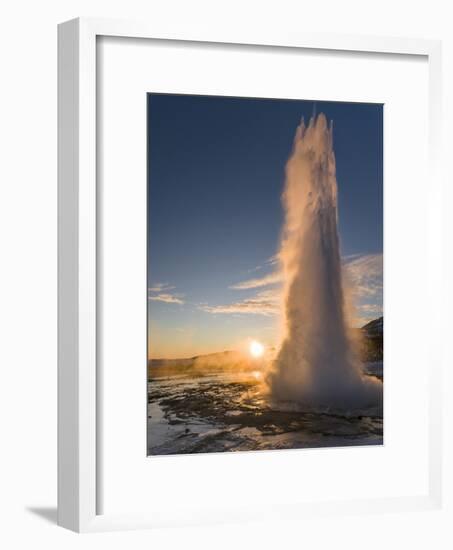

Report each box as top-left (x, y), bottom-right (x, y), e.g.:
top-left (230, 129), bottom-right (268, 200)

top-left (360, 316), bottom-right (383, 361)
top-left (148, 317), bottom-right (384, 376)
top-left (150, 350), bottom-right (245, 368)
top-left (148, 349), bottom-right (257, 377)
top-left (362, 316), bottom-right (383, 337)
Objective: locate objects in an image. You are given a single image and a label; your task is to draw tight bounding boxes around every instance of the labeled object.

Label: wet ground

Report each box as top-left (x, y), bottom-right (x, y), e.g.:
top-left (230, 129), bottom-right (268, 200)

top-left (147, 362), bottom-right (383, 455)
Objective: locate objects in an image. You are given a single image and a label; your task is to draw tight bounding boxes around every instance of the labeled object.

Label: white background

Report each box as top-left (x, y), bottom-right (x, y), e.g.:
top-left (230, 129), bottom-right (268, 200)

top-left (0, 1), bottom-right (452, 549)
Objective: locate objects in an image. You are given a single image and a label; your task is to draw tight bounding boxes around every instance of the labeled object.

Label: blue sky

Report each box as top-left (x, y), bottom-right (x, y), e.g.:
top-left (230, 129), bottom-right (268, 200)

top-left (147, 94), bottom-right (383, 358)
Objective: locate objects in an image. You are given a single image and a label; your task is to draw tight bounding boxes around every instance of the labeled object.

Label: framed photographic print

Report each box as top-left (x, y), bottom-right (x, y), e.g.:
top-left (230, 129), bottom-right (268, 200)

top-left (146, 93), bottom-right (384, 456)
top-left (58, 18), bottom-right (443, 532)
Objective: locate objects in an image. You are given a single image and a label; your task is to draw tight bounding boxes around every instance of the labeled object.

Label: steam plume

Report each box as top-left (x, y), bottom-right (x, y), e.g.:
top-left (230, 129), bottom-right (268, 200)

top-left (268, 114), bottom-right (381, 409)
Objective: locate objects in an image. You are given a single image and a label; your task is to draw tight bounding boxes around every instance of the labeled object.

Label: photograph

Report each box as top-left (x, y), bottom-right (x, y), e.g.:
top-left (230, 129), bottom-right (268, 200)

top-left (147, 93), bottom-right (383, 456)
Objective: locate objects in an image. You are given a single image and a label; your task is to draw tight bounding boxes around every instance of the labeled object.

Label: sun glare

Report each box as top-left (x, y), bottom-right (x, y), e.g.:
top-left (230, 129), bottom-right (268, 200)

top-left (249, 340), bottom-right (264, 358)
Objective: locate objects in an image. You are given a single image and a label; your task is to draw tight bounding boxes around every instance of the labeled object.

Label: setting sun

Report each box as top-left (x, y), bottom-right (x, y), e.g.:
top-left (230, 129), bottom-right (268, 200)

top-left (249, 340), bottom-right (264, 358)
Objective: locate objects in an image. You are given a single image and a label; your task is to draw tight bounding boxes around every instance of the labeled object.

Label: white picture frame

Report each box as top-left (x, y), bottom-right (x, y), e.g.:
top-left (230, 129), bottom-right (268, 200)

top-left (58, 17), bottom-right (443, 532)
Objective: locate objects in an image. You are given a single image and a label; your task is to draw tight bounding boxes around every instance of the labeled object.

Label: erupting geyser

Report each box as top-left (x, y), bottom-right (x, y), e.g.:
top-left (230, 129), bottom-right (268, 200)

top-left (268, 114), bottom-right (382, 410)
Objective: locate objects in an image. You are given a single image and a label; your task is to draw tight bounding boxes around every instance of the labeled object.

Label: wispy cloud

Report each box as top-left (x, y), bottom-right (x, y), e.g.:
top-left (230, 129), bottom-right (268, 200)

top-left (229, 271), bottom-right (282, 290)
top-left (230, 253), bottom-right (281, 290)
top-left (238, 254), bottom-right (280, 279)
top-left (266, 254), bottom-right (279, 266)
top-left (149, 293), bottom-right (184, 304)
top-left (199, 253), bottom-right (382, 320)
top-left (231, 253), bottom-right (382, 295)
top-left (353, 303), bottom-right (383, 327)
top-left (148, 283), bottom-right (184, 305)
top-left (342, 254), bottom-right (383, 325)
top-left (343, 253), bottom-right (383, 299)
top-left (199, 289), bottom-right (280, 316)
top-left (359, 303), bottom-right (383, 314)
top-left (246, 264), bottom-right (263, 274)
top-left (148, 283), bottom-right (175, 292)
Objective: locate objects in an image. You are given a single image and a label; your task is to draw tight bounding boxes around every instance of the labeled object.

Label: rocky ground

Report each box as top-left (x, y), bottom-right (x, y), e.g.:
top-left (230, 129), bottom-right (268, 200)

top-left (147, 365), bottom-right (383, 456)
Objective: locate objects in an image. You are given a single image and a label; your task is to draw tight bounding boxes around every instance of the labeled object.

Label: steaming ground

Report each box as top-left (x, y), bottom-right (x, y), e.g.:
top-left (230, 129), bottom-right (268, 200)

top-left (147, 359), bottom-right (383, 456)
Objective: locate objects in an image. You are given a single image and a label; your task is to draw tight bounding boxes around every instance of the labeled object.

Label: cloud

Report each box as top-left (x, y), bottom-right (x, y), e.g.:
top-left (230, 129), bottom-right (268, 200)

top-left (246, 264), bottom-right (263, 274)
top-left (342, 254), bottom-right (383, 324)
top-left (198, 253), bottom-right (383, 323)
top-left (148, 283), bottom-right (184, 304)
top-left (343, 253), bottom-right (383, 299)
top-left (353, 302), bottom-right (383, 327)
top-left (200, 289), bottom-right (280, 316)
top-left (233, 254), bottom-right (281, 286)
top-left (266, 254), bottom-right (279, 266)
top-left (149, 293), bottom-right (184, 305)
top-left (231, 253), bottom-right (382, 296)
top-left (229, 271), bottom-right (282, 290)
top-left (183, 253), bottom-right (382, 319)
top-left (359, 303), bottom-right (383, 314)
top-left (148, 282), bottom-right (175, 292)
